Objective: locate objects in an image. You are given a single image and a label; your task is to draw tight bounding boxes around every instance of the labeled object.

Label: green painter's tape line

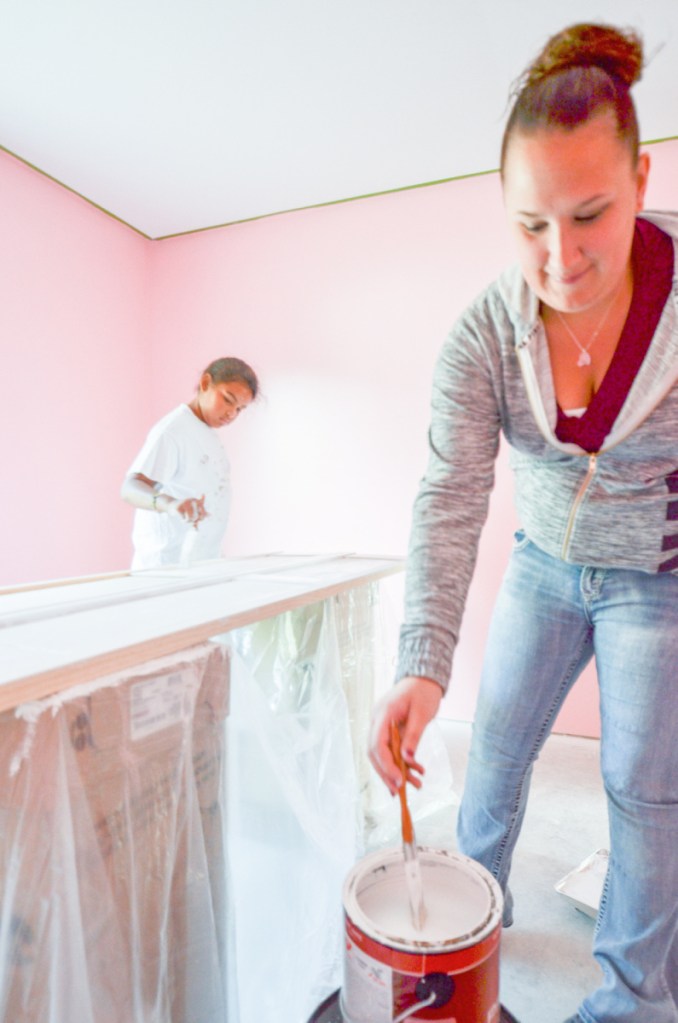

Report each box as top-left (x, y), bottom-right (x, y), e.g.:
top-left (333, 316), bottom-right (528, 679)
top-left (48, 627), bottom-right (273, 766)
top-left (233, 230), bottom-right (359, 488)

top-left (156, 168), bottom-right (501, 239)
top-left (154, 133), bottom-right (678, 239)
top-left (3, 133), bottom-right (677, 241)
top-left (0, 144), bottom-right (152, 238)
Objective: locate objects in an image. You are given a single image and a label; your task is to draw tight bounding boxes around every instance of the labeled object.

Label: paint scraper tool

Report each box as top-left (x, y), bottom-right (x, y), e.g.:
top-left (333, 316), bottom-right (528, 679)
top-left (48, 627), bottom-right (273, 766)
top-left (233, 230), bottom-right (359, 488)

top-left (390, 720), bottom-right (427, 931)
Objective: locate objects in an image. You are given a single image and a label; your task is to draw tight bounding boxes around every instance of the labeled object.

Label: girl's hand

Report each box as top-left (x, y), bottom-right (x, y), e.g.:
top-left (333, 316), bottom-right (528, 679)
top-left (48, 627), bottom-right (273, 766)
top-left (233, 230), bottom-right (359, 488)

top-left (165, 494), bottom-right (208, 527)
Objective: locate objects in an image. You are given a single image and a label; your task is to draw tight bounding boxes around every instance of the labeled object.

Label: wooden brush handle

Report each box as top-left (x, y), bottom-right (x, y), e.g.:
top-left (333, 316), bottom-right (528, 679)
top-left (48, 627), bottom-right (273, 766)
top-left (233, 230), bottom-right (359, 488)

top-left (390, 720), bottom-right (414, 844)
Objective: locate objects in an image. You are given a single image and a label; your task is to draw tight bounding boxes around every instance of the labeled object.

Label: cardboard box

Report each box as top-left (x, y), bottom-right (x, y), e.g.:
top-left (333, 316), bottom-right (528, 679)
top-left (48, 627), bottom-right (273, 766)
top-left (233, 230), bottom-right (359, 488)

top-left (0, 641), bottom-right (230, 1023)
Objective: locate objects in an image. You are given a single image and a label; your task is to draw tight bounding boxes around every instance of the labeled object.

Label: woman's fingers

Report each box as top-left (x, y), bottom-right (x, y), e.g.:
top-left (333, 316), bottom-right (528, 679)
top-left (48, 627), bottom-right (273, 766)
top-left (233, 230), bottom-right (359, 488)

top-left (368, 676), bottom-right (443, 794)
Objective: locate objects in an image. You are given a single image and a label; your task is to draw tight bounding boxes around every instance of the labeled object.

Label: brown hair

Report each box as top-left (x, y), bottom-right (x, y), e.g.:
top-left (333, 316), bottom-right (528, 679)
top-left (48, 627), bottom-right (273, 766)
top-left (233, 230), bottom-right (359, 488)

top-left (500, 23), bottom-right (644, 173)
top-left (203, 357), bottom-right (259, 399)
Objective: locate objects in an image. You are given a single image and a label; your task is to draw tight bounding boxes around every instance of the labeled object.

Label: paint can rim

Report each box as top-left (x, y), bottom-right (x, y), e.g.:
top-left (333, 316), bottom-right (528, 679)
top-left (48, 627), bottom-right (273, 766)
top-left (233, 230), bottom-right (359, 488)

top-left (342, 846), bottom-right (503, 953)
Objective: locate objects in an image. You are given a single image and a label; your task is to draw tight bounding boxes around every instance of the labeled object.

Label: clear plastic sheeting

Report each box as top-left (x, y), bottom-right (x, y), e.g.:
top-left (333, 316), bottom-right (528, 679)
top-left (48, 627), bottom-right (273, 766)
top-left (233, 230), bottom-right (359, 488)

top-left (226, 583), bottom-right (458, 1023)
top-left (0, 570), bottom-right (459, 1023)
top-left (0, 642), bottom-right (231, 1023)
top-left (232, 583), bottom-right (387, 830)
top-left (227, 590), bottom-right (372, 1023)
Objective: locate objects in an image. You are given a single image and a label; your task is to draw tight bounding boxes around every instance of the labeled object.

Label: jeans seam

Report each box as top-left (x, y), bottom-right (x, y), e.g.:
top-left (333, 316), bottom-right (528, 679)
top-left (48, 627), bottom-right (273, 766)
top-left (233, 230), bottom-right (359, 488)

top-left (594, 860), bottom-right (611, 938)
top-left (470, 547), bottom-right (678, 1018)
top-left (658, 915), bottom-right (678, 1002)
top-left (490, 626), bottom-right (594, 881)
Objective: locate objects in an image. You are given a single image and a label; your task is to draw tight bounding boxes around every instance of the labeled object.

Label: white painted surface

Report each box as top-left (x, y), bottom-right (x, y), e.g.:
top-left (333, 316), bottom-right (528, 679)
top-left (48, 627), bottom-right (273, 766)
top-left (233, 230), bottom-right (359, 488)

top-left (0, 553), bottom-right (403, 709)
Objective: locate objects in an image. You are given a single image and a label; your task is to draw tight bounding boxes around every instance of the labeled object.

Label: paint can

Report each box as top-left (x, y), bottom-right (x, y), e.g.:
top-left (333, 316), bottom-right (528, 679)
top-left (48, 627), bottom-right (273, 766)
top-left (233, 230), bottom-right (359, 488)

top-left (341, 847), bottom-right (503, 1023)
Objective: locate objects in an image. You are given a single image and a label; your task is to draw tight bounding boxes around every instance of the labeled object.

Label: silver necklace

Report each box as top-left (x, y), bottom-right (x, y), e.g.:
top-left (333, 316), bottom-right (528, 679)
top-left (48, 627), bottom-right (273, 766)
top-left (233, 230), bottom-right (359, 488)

top-left (555, 293), bottom-right (617, 368)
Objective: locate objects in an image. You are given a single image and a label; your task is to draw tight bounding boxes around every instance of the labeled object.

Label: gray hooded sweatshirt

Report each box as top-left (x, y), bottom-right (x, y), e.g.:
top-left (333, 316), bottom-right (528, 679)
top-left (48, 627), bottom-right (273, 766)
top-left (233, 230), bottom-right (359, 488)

top-left (397, 211), bottom-right (678, 690)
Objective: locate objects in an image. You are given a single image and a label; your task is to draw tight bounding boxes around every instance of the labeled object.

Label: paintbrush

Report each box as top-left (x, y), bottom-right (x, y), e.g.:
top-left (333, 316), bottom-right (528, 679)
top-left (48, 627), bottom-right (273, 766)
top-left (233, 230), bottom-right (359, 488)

top-left (390, 720), bottom-right (427, 930)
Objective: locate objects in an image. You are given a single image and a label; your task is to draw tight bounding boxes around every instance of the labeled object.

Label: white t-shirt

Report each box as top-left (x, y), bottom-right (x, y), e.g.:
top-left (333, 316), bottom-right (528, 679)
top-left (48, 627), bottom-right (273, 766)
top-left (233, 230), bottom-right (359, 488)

top-left (127, 404), bottom-right (231, 570)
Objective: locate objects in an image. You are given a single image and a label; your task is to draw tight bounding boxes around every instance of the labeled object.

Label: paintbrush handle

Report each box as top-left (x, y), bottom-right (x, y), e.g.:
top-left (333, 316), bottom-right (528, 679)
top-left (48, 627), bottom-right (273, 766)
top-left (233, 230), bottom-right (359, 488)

top-left (391, 721), bottom-right (415, 844)
top-left (398, 785), bottom-right (414, 844)
top-left (390, 721), bottom-right (427, 930)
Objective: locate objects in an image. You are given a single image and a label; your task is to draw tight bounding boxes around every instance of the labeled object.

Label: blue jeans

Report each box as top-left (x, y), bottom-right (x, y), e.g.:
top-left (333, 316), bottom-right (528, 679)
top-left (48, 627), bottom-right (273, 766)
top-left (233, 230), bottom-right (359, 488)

top-left (457, 533), bottom-right (678, 1023)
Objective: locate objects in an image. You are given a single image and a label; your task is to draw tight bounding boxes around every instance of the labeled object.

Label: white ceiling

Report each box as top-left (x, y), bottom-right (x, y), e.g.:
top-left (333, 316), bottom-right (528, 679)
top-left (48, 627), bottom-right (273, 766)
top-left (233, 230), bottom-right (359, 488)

top-left (1, 0), bottom-right (677, 239)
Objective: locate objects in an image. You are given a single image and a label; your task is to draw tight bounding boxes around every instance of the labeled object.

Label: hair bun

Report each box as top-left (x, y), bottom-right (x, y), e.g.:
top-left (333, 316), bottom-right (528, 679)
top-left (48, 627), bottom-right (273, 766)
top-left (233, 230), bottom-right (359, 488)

top-left (528, 23), bottom-right (643, 89)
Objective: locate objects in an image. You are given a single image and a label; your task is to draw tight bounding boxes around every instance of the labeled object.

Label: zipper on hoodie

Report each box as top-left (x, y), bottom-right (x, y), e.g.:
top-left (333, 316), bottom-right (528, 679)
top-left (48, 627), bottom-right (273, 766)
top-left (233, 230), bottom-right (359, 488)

top-left (562, 453), bottom-right (598, 559)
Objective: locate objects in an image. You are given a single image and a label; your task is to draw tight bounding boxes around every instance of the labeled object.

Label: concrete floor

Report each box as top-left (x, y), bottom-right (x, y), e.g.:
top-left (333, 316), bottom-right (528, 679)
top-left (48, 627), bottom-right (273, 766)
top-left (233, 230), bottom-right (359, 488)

top-left (427, 718), bottom-right (609, 1023)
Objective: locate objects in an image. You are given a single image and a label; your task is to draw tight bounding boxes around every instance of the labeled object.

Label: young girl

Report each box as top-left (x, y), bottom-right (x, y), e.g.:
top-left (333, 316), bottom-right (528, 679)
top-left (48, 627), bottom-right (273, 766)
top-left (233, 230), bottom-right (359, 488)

top-left (121, 356), bottom-right (259, 569)
top-left (370, 23), bottom-right (678, 1023)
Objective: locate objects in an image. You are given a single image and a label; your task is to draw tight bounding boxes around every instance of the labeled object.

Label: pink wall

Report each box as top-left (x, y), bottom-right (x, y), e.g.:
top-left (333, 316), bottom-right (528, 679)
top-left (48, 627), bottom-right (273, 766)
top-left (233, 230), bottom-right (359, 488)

top-left (1, 150), bottom-right (152, 585)
top-left (147, 172), bottom-right (512, 556)
top-left (4, 137), bottom-right (677, 737)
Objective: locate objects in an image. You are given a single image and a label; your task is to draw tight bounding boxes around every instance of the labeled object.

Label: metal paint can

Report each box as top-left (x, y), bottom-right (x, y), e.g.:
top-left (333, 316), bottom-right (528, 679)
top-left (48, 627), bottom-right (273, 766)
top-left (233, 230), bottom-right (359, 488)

top-left (341, 847), bottom-right (503, 1023)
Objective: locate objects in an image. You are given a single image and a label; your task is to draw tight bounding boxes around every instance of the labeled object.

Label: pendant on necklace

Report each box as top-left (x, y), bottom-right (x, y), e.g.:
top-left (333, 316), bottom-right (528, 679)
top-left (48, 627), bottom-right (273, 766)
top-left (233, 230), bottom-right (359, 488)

top-left (577, 350), bottom-right (592, 368)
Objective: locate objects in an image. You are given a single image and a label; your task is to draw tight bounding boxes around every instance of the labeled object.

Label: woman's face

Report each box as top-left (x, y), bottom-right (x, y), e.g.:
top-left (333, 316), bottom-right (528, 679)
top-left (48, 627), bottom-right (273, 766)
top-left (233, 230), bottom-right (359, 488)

top-left (502, 111), bottom-right (650, 315)
top-left (194, 376), bottom-right (254, 428)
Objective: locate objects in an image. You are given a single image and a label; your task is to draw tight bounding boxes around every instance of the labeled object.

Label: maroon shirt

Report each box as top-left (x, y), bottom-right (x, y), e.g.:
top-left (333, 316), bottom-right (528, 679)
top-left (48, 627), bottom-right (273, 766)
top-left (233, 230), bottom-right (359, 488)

top-left (555, 219), bottom-right (674, 452)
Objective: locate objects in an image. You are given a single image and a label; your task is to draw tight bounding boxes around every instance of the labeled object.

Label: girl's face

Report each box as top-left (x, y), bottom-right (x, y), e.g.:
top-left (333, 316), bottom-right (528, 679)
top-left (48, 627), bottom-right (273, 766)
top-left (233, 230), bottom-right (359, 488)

top-left (502, 111), bottom-right (650, 315)
top-left (193, 375), bottom-right (254, 428)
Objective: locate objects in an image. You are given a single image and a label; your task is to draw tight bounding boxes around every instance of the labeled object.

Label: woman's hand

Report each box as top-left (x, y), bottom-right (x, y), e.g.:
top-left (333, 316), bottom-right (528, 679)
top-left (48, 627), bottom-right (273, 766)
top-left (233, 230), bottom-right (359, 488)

top-left (368, 676), bottom-right (443, 796)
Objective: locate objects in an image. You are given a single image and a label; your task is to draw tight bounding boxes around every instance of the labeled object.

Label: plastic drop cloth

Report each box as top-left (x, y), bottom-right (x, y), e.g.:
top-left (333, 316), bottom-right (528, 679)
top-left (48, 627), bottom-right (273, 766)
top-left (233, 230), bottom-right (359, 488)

top-left (0, 641), bottom-right (232, 1023)
top-left (226, 582), bottom-right (458, 1023)
top-left (0, 576), bottom-right (458, 1023)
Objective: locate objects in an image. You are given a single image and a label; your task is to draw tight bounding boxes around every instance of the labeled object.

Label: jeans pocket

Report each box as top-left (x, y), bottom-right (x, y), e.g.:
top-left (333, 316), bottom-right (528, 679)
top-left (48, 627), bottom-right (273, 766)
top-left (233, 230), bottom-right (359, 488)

top-left (512, 528), bottom-right (530, 552)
